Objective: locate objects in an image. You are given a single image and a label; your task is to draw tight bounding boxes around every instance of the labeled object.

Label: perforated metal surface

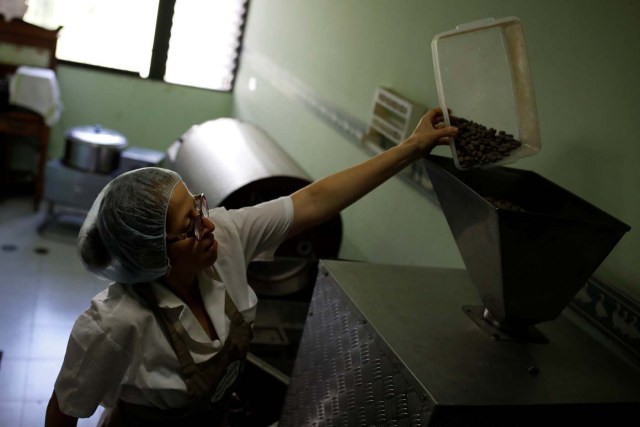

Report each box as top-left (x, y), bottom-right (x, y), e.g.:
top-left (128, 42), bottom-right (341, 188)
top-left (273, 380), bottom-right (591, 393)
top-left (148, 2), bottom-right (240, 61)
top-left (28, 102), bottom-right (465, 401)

top-left (279, 269), bottom-right (434, 426)
top-left (279, 261), bottom-right (640, 426)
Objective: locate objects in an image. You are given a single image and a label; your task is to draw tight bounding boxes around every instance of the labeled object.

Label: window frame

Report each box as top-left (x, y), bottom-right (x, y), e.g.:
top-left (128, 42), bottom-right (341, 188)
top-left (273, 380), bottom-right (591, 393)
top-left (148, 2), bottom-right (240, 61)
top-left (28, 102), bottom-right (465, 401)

top-left (55, 0), bottom-right (249, 93)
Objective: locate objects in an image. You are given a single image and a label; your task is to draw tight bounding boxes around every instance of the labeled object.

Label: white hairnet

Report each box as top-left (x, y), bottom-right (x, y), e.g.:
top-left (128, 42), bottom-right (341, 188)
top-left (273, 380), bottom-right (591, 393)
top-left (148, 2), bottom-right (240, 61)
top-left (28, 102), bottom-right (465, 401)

top-left (77, 167), bottom-right (182, 284)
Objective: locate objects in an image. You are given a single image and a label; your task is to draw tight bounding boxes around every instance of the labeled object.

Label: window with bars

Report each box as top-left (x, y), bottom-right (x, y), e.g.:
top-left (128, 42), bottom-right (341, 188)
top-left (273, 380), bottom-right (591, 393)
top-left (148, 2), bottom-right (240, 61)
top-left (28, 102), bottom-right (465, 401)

top-left (23, 0), bottom-right (248, 91)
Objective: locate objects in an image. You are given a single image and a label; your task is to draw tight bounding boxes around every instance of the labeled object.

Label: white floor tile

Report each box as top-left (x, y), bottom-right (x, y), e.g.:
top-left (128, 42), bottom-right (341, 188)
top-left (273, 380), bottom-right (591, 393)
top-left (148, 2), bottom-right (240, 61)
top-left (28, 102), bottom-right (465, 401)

top-left (29, 325), bottom-right (72, 360)
top-left (0, 271), bottom-right (39, 295)
top-left (0, 359), bottom-right (28, 401)
top-left (0, 401), bottom-right (23, 426)
top-left (0, 284), bottom-right (36, 329)
top-left (33, 290), bottom-right (89, 328)
top-left (20, 400), bottom-right (46, 427)
top-left (0, 323), bottom-right (32, 359)
top-left (24, 359), bottom-right (63, 401)
top-left (0, 250), bottom-right (42, 277)
top-left (37, 271), bottom-right (98, 298)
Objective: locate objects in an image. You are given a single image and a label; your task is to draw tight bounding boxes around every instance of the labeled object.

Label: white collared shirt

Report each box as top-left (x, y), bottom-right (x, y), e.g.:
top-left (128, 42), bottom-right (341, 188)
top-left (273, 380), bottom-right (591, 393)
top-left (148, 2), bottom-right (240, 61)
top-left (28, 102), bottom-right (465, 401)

top-left (54, 196), bottom-right (294, 418)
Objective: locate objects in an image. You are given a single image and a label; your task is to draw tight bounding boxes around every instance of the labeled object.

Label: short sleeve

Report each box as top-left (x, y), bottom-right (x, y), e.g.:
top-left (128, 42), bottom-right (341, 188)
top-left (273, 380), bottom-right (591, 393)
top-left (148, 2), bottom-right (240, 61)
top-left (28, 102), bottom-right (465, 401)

top-left (54, 310), bottom-right (134, 418)
top-left (228, 196), bottom-right (294, 264)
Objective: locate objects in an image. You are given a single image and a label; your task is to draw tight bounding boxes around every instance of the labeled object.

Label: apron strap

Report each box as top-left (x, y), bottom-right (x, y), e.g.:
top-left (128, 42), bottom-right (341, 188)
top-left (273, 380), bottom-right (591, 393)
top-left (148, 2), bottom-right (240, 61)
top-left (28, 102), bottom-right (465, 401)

top-left (223, 291), bottom-right (245, 326)
top-left (134, 281), bottom-right (249, 395)
top-left (134, 285), bottom-right (199, 378)
top-left (113, 281), bottom-right (251, 425)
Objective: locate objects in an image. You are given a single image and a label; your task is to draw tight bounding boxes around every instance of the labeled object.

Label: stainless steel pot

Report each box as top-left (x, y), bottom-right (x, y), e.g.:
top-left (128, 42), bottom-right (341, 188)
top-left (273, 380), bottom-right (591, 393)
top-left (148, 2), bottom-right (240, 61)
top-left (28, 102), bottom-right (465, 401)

top-left (63, 125), bottom-right (128, 173)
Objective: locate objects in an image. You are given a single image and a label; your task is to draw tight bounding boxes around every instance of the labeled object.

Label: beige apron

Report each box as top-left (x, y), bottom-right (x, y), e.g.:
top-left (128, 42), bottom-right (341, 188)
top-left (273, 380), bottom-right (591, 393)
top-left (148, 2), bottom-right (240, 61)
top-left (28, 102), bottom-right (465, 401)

top-left (100, 285), bottom-right (254, 427)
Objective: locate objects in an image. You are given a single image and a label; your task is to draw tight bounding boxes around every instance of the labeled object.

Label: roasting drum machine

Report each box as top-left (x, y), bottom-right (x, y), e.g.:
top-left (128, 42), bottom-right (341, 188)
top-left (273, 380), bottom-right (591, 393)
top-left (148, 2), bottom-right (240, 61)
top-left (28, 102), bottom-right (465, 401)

top-left (171, 118), bottom-right (342, 296)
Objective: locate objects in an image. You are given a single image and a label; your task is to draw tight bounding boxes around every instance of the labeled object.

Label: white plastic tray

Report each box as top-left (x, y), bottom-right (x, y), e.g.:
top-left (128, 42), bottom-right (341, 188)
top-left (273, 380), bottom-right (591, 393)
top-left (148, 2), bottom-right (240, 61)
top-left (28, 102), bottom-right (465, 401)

top-left (432, 17), bottom-right (540, 169)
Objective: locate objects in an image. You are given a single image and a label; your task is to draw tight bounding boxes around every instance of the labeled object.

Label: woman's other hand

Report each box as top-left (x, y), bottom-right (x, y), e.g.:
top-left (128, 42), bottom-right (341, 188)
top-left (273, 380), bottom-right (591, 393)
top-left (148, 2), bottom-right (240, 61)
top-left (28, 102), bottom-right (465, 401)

top-left (225, 320), bottom-right (254, 361)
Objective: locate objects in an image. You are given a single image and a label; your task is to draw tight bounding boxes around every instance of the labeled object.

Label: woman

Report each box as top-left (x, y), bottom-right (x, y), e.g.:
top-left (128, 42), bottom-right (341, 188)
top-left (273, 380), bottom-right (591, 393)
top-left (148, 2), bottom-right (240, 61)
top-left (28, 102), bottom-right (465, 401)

top-left (45, 108), bottom-right (457, 426)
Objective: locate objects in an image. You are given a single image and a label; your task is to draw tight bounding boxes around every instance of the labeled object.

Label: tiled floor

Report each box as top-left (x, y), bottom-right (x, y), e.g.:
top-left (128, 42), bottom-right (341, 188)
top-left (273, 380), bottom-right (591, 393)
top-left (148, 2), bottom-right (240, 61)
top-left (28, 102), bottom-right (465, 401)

top-left (0, 196), bottom-right (106, 426)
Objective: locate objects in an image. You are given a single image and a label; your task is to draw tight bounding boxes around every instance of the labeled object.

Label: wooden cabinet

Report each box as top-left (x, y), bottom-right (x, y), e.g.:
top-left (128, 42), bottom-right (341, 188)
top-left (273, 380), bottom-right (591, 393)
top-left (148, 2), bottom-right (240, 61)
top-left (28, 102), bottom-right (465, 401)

top-left (0, 110), bottom-right (45, 135)
top-left (0, 19), bottom-right (61, 210)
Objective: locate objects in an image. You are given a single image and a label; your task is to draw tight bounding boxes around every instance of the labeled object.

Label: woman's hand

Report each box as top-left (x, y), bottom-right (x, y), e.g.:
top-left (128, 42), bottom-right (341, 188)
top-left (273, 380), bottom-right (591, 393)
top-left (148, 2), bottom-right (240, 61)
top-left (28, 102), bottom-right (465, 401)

top-left (402, 107), bottom-right (458, 158)
top-left (225, 320), bottom-right (254, 361)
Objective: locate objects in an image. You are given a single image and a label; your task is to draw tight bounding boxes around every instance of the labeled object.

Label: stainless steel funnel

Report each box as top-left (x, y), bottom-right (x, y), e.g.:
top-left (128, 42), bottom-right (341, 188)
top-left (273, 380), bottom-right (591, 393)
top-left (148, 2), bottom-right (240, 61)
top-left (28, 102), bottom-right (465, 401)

top-left (424, 155), bottom-right (630, 331)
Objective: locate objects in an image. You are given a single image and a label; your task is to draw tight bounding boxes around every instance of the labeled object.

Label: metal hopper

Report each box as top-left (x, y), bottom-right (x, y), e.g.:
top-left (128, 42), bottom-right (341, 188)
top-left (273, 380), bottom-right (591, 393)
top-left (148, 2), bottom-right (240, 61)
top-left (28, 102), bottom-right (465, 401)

top-left (424, 155), bottom-right (630, 338)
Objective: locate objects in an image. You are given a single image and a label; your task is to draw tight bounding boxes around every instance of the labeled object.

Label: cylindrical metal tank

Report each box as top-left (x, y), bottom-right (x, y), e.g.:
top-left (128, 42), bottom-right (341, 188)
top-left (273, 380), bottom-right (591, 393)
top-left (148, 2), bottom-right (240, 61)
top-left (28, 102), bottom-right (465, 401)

top-left (172, 118), bottom-right (342, 296)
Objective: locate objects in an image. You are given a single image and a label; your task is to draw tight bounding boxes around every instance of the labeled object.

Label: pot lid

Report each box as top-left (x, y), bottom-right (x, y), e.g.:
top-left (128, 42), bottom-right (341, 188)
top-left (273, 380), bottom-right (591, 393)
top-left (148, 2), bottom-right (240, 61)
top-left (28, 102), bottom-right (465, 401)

top-left (65, 124), bottom-right (128, 147)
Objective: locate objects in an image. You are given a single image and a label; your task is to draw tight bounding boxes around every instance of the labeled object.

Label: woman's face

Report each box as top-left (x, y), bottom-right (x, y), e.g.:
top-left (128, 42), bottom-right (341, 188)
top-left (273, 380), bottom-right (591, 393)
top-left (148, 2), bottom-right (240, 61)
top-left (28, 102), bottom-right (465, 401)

top-left (165, 182), bottom-right (218, 273)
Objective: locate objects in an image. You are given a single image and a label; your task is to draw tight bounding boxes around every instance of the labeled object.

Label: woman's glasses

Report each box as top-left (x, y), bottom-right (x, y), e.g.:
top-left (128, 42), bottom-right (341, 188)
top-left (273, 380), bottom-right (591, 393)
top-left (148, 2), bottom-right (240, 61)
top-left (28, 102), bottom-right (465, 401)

top-left (166, 194), bottom-right (209, 244)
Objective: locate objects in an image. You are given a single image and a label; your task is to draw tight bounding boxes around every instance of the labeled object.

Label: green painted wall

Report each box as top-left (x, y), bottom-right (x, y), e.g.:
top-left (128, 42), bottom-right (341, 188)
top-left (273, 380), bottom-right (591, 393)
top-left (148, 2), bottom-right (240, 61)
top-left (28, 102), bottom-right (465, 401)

top-left (232, 0), bottom-right (640, 301)
top-left (46, 65), bottom-right (232, 160)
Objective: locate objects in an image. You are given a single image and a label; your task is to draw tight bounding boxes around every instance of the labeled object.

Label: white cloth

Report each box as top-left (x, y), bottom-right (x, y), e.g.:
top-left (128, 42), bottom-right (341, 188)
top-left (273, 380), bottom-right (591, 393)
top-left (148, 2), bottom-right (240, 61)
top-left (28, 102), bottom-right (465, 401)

top-left (9, 65), bottom-right (63, 126)
top-left (54, 196), bottom-right (294, 418)
top-left (0, 1), bottom-right (27, 21)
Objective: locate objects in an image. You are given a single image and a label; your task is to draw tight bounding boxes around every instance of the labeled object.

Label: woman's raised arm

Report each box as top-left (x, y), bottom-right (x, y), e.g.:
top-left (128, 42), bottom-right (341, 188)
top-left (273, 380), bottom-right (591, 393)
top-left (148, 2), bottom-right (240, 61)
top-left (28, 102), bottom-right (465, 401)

top-left (287, 108), bottom-right (457, 238)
